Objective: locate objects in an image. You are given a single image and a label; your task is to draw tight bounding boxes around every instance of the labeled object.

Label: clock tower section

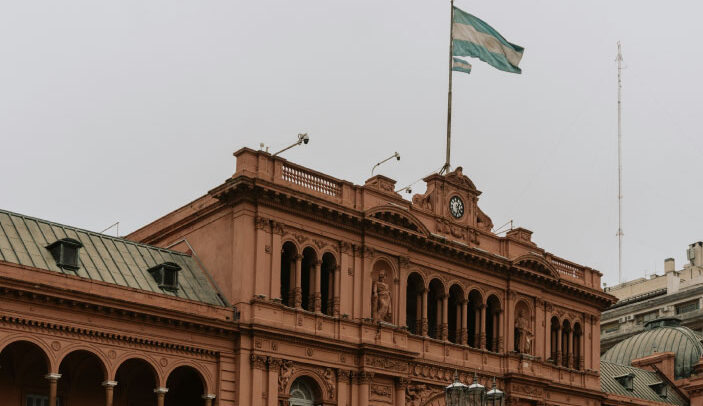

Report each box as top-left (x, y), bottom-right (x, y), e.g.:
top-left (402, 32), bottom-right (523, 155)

top-left (412, 167), bottom-right (493, 244)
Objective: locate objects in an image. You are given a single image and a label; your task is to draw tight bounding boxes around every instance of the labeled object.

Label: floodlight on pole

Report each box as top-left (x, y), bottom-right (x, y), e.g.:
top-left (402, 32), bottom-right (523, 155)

top-left (273, 133), bottom-right (310, 157)
top-left (371, 152), bottom-right (400, 176)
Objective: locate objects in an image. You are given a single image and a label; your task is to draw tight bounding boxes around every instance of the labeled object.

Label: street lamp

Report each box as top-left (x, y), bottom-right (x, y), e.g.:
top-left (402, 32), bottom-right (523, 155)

top-left (445, 371), bottom-right (469, 406)
top-left (486, 377), bottom-right (505, 406)
top-left (446, 372), bottom-right (503, 406)
top-left (467, 373), bottom-right (486, 406)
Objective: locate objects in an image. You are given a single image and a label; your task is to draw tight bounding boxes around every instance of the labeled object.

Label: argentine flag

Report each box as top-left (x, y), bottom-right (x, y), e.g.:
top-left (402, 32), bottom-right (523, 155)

top-left (452, 7), bottom-right (524, 74)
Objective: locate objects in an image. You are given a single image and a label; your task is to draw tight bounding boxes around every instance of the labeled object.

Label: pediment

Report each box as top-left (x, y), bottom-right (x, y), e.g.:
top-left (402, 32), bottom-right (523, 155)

top-left (365, 205), bottom-right (431, 237)
top-left (513, 254), bottom-right (560, 280)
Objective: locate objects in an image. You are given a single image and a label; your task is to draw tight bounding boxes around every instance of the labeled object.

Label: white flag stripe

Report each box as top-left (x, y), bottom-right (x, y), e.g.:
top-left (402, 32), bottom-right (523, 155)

top-left (453, 22), bottom-right (523, 67)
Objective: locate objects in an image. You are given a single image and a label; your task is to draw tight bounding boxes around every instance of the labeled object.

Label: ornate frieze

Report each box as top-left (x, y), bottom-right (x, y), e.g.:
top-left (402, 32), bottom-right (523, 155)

top-left (406, 383), bottom-right (443, 406)
top-left (370, 382), bottom-right (393, 403)
top-left (364, 355), bottom-right (408, 373)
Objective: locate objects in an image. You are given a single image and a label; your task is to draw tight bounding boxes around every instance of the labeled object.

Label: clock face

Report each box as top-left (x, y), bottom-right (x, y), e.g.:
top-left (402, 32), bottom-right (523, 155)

top-left (449, 196), bottom-right (464, 219)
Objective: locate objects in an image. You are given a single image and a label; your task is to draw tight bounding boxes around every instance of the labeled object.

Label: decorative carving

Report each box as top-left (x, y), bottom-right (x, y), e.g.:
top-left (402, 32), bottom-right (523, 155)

top-left (272, 221), bottom-right (285, 235)
top-left (278, 360), bottom-right (294, 393)
top-left (255, 338), bottom-right (263, 349)
top-left (348, 267), bottom-right (354, 276)
top-left (358, 371), bottom-right (374, 384)
top-left (160, 358), bottom-right (168, 367)
top-left (294, 234), bottom-right (308, 244)
top-left (50, 341), bottom-right (61, 351)
top-left (406, 383), bottom-right (443, 406)
top-left (322, 368), bottom-right (336, 398)
top-left (340, 241), bottom-right (352, 254)
top-left (271, 341), bottom-right (278, 351)
top-left (265, 244), bottom-right (272, 254)
top-left (250, 354), bottom-right (267, 370)
top-left (362, 245), bottom-right (375, 258)
top-left (512, 383), bottom-right (544, 397)
top-left (306, 348), bottom-right (314, 357)
top-left (313, 239), bottom-right (327, 250)
top-left (364, 355), bottom-right (408, 372)
top-left (268, 357), bottom-right (283, 371)
top-left (372, 270), bottom-right (392, 323)
top-left (399, 256), bottom-right (410, 268)
top-left (370, 383), bottom-right (393, 403)
top-left (255, 216), bottom-right (270, 230)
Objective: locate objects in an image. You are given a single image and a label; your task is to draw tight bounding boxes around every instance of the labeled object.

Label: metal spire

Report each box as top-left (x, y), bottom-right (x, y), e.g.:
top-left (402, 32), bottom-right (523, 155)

top-left (616, 41), bottom-right (624, 284)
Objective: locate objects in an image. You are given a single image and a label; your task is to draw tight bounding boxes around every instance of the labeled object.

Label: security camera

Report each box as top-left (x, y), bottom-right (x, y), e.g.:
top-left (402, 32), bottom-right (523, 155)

top-left (298, 133), bottom-right (309, 145)
top-left (395, 152), bottom-right (400, 161)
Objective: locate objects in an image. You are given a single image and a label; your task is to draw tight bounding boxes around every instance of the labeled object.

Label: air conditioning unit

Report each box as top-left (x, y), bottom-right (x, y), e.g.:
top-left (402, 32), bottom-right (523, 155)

top-left (619, 317), bottom-right (627, 323)
top-left (626, 315), bottom-right (635, 322)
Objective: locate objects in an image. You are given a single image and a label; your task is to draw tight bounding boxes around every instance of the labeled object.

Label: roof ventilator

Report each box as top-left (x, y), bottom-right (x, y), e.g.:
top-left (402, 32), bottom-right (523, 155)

top-left (614, 373), bottom-right (635, 391)
top-left (45, 238), bottom-right (83, 271)
top-left (648, 382), bottom-right (667, 398)
top-left (148, 261), bottom-right (181, 292)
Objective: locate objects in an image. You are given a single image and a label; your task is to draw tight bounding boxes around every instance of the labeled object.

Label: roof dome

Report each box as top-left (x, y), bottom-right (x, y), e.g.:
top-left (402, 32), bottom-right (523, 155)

top-left (602, 318), bottom-right (703, 379)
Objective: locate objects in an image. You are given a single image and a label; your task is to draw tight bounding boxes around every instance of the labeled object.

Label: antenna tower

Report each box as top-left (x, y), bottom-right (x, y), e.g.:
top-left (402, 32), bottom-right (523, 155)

top-left (616, 42), bottom-right (624, 284)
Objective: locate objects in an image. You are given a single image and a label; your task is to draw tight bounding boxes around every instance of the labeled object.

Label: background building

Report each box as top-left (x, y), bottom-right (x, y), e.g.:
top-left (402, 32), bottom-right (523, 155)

top-left (602, 243), bottom-right (703, 354)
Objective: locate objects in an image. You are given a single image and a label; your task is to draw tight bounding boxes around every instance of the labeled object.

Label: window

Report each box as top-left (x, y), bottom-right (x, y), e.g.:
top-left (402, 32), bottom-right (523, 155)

top-left (636, 311), bottom-right (658, 325)
top-left (615, 373), bottom-right (634, 391)
top-left (676, 300), bottom-right (699, 315)
top-left (45, 238), bottom-right (83, 271)
top-left (147, 261), bottom-right (181, 291)
top-left (602, 323), bottom-right (619, 334)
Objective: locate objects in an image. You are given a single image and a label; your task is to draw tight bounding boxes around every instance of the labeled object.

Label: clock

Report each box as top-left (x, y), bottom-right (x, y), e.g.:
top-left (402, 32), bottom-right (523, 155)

top-left (449, 196), bottom-right (464, 219)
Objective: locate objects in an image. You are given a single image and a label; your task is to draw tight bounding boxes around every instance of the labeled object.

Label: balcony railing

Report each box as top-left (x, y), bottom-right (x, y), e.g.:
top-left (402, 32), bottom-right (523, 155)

top-left (549, 256), bottom-right (585, 280)
top-left (281, 163), bottom-right (341, 197)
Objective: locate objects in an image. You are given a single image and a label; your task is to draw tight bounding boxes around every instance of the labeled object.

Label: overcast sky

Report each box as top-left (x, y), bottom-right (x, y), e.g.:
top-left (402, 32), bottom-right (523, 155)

top-left (1, 1), bottom-right (701, 287)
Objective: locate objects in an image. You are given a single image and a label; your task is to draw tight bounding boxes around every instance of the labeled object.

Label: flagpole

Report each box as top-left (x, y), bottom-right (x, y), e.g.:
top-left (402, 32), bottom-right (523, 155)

top-left (442, 0), bottom-right (455, 174)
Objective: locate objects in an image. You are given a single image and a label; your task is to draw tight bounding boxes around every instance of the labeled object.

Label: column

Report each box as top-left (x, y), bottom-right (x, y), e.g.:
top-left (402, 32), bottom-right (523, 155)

top-left (580, 330), bottom-right (585, 370)
top-left (395, 377), bottom-right (408, 406)
top-left (435, 297), bottom-right (443, 339)
top-left (314, 260), bottom-right (322, 312)
top-left (496, 310), bottom-right (503, 352)
top-left (202, 394), bottom-right (216, 406)
top-left (45, 373), bottom-right (61, 406)
top-left (294, 255), bottom-right (303, 308)
top-left (103, 381), bottom-right (117, 406)
top-left (421, 289), bottom-right (428, 336)
top-left (492, 311), bottom-right (499, 351)
top-left (455, 300), bottom-right (462, 343)
top-left (460, 300), bottom-right (468, 345)
top-left (270, 226), bottom-right (282, 299)
top-left (567, 329), bottom-right (573, 369)
top-left (415, 292), bottom-right (422, 335)
top-left (334, 265), bottom-right (341, 316)
top-left (474, 307), bottom-right (481, 347)
top-left (480, 304), bottom-right (487, 350)
top-left (267, 358), bottom-right (282, 406)
top-left (556, 326), bottom-right (562, 366)
top-left (359, 372), bottom-right (373, 406)
top-left (337, 370), bottom-right (351, 406)
top-left (251, 355), bottom-right (267, 406)
top-left (154, 388), bottom-right (168, 406)
top-left (441, 294), bottom-right (449, 340)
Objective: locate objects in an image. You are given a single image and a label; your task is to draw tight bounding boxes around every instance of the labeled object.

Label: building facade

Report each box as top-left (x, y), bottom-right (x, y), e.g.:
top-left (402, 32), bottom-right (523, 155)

top-left (124, 148), bottom-right (615, 406)
top-left (602, 244), bottom-right (703, 354)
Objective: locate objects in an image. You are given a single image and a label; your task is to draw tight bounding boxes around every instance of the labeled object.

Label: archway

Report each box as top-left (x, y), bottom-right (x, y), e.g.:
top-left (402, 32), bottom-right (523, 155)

top-left (114, 358), bottom-right (158, 406)
top-left (405, 272), bottom-right (425, 335)
top-left (320, 253), bottom-right (336, 316)
top-left (301, 247), bottom-right (317, 312)
top-left (448, 284), bottom-right (464, 344)
top-left (486, 295), bottom-right (501, 352)
top-left (427, 278), bottom-right (445, 339)
top-left (165, 366), bottom-right (206, 406)
top-left (58, 350), bottom-right (106, 406)
top-left (0, 340), bottom-right (50, 406)
top-left (289, 376), bottom-right (322, 406)
top-left (281, 241), bottom-right (298, 307)
top-left (467, 290), bottom-right (483, 348)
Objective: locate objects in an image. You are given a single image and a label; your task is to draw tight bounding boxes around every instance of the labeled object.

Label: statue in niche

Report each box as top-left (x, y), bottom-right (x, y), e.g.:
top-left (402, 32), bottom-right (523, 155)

top-left (372, 270), bottom-right (392, 323)
top-left (515, 308), bottom-right (533, 354)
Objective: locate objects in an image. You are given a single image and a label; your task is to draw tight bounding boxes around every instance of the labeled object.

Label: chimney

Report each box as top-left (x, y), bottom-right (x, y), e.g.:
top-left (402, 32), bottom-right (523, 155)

top-left (687, 242), bottom-right (703, 267)
top-left (631, 352), bottom-right (676, 383)
top-left (665, 258), bottom-right (680, 295)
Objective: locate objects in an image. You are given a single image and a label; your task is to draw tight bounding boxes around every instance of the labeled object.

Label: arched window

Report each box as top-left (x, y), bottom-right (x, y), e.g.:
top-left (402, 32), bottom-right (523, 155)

top-left (561, 320), bottom-right (572, 368)
top-left (448, 285), bottom-right (464, 344)
top-left (280, 242), bottom-right (298, 307)
top-left (289, 377), bottom-right (318, 406)
top-left (467, 290), bottom-right (483, 348)
top-left (573, 322), bottom-right (583, 370)
top-left (427, 279), bottom-right (445, 339)
top-left (301, 247), bottom-right (317, 312)
top-left (320, 253), bottom-right (336, 316)
top-left (486, 295), bottom-right (501, 352)
top-left (405, 272), bottom-right (425, 335)
top-left (550, 316), bottom-right (560, 364)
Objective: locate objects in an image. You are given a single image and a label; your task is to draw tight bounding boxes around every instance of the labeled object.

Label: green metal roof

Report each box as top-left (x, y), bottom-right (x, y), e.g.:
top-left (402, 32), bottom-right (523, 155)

top-left (0, 209), bottom-right (226, 306)
top-left (600, 361), bottom-right (687, 405)
top-left (601, 323), bottom-right (703, 379)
